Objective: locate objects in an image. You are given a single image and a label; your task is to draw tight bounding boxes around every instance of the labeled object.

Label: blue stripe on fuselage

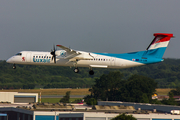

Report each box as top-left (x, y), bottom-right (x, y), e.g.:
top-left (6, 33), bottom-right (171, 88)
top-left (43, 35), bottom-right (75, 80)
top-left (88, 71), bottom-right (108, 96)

top-left (93, 47), bottom-right (166, 64)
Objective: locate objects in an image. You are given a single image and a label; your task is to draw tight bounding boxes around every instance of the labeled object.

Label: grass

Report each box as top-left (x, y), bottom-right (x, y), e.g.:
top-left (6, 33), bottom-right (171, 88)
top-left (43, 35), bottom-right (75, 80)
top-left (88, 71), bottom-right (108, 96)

top-left (0, 88), bottom-right (90, 95)
top-left (38, 88), bottom-right (173, 103)
top-left (39, 98), bottom-right (81, 103)
top-left (156, 88), bottom-right (174, 95)
top-left (0, 88), bottom-right (173, 96)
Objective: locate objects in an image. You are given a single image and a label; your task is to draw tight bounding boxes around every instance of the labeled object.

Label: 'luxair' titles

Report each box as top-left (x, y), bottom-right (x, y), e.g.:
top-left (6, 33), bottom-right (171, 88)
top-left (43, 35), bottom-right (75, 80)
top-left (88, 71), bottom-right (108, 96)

top-left (33, 58), bottom-right (51, 63)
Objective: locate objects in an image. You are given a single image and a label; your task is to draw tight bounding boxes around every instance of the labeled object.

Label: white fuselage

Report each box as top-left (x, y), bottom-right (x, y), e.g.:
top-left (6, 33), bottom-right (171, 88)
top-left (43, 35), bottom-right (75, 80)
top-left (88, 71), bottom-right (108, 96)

top-left (6, 50), bottom-right (144, 69)
top-left (6, 33), bottom-right (174, 75)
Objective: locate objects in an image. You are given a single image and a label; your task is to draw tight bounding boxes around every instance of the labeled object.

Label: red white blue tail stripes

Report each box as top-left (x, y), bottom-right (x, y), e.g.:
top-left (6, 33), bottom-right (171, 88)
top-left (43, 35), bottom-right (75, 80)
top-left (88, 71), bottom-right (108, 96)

top-left (147, 33), bottom-right (173, 50)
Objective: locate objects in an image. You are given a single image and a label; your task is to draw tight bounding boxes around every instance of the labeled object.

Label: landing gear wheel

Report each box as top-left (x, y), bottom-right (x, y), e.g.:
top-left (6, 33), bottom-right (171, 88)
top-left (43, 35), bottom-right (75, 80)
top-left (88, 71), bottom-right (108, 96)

top-left (13, 64), bottom-right (16, 69)
top-left (89, 70), bottom-right (94, 75)
top-left (74, 68), bottom-right (79, 73)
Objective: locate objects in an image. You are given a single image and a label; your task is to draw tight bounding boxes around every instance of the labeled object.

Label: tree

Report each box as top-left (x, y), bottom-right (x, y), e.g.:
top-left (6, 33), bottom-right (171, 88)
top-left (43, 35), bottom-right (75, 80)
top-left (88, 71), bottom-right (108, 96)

top-left (60, 91), bottom-right (71, 103)
top-left (170, 87), bottom-right (180, 95)
top-left (85, 98), bottom-right (97, 105)
top-left (85, 72), bottom-right (157, 103)
top-left (123, 74), bottom-right (157, 103)
top-left (111, 113), bottom-right (137, 120)
top-left (161, 90), bottom-right (177, 105)
top-left (3, 58), bottom-right (180, 89)
top-left (91, 71), bottom-right (124, 101)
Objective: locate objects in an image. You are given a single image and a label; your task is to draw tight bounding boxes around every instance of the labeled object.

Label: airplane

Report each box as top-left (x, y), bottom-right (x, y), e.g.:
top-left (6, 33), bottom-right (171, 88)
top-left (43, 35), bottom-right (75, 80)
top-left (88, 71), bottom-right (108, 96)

top-left (6, 33), bottom-right (174, 75)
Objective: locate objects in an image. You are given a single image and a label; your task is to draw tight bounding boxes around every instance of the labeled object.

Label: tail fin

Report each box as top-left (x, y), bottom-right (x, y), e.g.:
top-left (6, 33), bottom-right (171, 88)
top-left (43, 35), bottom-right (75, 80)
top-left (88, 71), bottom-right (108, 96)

top-left (143, 33), bottom-right (174, 59)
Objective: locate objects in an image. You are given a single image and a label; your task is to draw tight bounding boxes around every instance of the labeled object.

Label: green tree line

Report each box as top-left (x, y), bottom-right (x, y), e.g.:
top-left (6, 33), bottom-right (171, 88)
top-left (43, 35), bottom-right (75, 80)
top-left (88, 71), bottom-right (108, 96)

top-left (84, 71), bottom-right (180, 106)
top-left (84, 71), bottom-right (156, 104)
top-left (1, 58), bottom-right (180, 89)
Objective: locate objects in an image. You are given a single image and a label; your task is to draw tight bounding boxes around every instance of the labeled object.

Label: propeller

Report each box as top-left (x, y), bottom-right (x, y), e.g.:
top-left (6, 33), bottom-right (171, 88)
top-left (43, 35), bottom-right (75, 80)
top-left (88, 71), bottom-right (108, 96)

top-left (50, 45), bottom-right (56, 63)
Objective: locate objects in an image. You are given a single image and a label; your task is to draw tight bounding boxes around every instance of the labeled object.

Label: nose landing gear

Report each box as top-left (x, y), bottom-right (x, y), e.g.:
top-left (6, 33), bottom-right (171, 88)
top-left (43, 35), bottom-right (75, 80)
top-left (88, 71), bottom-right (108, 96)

top-left (74, 68), bottom-right (79, 73)
top-left (13, 64), bottom-right (16, 69)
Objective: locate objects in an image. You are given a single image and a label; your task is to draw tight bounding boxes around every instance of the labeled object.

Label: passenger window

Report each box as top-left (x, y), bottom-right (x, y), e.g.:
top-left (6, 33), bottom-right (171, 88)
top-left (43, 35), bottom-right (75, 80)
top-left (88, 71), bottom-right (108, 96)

top-left (44, 56), bottom-right (46, 58)
top-left (47, 56), bottom-right (48, 58)
top-left (49, 56), bottom-right (51, 59)
top-left (33, 56), bottom-right (35, 58)
top-left (36, 56), bottom-right (38, 58)
top-left (39, 56), bottom-right (41, 58)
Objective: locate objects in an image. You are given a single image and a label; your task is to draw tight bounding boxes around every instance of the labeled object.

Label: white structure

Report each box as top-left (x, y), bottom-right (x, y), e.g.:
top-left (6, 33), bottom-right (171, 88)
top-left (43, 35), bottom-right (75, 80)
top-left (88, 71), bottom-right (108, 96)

top-left (35, 111), bottom-right (180, 120)
top-left (98, 101), bottom-right (180, 113)
top-left (0, 92), bottom-right (38, 103)
top-left (1, 107), bottom-right (180, 120)
top-left (171, 110), bottom-right (180, 115)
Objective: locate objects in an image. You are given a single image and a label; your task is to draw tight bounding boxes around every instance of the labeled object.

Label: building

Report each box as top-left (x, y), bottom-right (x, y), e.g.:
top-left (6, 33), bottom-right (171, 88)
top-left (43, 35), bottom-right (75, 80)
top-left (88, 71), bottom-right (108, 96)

top-left (0, 113), bottom-right (7, 120)
top-left (1, 93), bottom-right (180, 120)
top-left (0, 102), bottom-right (180, 120)
top-left (98, 101), bottom-right (180, 113)
top-left (0, 92), bottom-right (38, 103)
top-left (1, 107), bottom-right (180, 120)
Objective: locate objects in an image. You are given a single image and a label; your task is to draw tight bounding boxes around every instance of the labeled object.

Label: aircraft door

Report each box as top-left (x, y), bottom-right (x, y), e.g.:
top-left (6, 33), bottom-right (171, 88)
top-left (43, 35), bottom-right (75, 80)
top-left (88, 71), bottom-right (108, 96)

top-left (26, 53), bottom-right (31, 62)
top-left (111, 58), bottom-right (115, 66)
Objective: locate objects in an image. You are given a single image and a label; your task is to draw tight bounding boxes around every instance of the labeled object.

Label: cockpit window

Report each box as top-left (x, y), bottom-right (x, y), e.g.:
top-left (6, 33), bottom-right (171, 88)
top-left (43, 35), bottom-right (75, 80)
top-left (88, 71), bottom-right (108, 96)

top-left (15, 53), bottom-right (22, 56)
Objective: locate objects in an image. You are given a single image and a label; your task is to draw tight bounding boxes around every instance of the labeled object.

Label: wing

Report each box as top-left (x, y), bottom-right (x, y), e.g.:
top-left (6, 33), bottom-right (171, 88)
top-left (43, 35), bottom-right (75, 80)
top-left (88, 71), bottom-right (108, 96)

top-left (56, 45), bottom-right (94, 60)
top-left (56, 45), bottom-right (78, 54)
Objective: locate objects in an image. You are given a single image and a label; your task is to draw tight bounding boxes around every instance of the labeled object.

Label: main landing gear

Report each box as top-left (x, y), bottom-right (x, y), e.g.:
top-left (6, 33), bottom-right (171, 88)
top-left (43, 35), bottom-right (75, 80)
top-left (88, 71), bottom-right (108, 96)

top-left (13, 64), bottom-right (16, 69)
top-left (73, 67), bottom-right (94, 75)
top-left (89, 70), bottom-right (94, 75)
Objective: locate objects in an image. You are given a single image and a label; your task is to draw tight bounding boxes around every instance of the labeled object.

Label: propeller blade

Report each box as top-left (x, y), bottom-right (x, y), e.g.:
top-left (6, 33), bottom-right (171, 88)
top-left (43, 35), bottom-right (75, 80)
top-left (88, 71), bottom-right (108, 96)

top-left (54, 56), bottom-right (56, 63)
top-left (50, 45), bottom-right (56, 63)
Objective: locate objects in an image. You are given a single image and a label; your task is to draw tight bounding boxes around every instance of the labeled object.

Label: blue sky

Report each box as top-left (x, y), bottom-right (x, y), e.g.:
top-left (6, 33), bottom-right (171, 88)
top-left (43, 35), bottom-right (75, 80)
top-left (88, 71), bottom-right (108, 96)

top-left (1, 0), bottom-right (180, 60)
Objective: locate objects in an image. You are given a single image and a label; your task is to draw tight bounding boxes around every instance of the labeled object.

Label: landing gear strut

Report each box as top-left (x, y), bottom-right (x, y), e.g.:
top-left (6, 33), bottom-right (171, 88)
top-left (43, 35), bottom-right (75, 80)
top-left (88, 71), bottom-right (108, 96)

top-left (13, 64), bottom-right (16, 69)
top-left (74, 68), bottom-right (79, 73)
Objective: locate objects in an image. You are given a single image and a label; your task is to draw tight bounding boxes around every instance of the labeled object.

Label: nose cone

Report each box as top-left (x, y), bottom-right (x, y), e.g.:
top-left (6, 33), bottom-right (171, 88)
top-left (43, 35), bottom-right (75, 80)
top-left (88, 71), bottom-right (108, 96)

top-left (6, 57), bottom-right (13, 63)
